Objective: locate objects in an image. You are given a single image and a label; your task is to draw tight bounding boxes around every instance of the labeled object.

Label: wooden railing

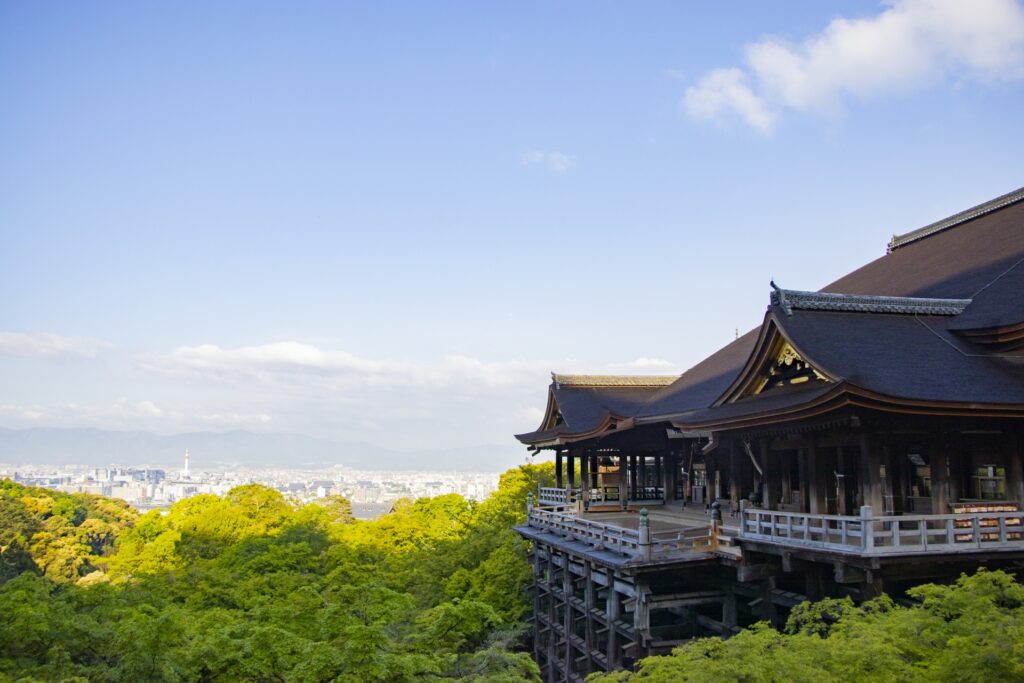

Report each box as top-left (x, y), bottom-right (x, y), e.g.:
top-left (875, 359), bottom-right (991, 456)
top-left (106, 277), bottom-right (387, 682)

top-left (537, 486), bottom-right (579, 508)
top-left (740, 505), bottom-right (1024, 556)
top-left (527, 506), bottom-right (642, 555)
top-left (526, 506), bottom-right (717, 559)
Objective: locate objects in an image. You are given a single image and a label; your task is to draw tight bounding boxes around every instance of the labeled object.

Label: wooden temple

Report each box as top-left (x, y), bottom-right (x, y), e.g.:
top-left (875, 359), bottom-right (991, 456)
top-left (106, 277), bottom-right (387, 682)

top-left (513, 187), bottom-right (1024, 682)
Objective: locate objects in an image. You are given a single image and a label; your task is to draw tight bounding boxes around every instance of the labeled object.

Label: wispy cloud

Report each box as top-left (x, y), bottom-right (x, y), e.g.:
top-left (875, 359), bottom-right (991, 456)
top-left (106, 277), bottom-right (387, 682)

top-left (683, 0), bottom-right (1024, 133)
top-left (139, 341), bottom-right (559, 391)
top-left (521, 149), bottom-right (575, 174)
top-left (0, 331), bottom-right (111, 359)
top-left (607, 357), bottom-right (678, 371)
top-left (0, 399), bottom-right (272, 432)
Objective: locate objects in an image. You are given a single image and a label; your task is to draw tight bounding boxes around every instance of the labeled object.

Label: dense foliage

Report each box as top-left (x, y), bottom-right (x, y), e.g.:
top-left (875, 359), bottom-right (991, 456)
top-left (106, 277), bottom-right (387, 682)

top-left (5, 469), bottom-right (1024, 682)
top-left (589, 568), bottom-right (1024, 683)
top-left (0, 464), bottom-right (553, 682)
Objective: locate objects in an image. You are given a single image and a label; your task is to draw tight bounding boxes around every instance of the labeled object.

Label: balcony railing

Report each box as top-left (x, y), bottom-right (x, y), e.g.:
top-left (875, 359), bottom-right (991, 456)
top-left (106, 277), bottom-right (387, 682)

top-left (525, 504), bottom-right (716, 560)
top-left (740, 505), bottom-right (1024, 556)
top-left (537, 486), bottom-right (579, 508)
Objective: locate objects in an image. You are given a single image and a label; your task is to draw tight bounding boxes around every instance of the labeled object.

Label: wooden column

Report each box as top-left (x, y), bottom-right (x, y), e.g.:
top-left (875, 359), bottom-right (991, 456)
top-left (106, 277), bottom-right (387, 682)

top-left (808, 438), bottom-right (827, 514)
top-left (860, 434), bottom-right (884, 515)
top-left (546, 551), bottom-right (557, 683)
top-left (1005, 436), bottom-right (1024, 504)
top-left (563, 559), bottom-right (573, 679)
top-left (781, 450), bottom-right (793, 507)
top-left (729, 441), bottom-right (740, 507)
top-left (947, 440), bottom-right (964, 504)
top-left (567, 453), bottom-right (576, 490)
top-left (836, 447), bottom-right (849, 516)
top-left (606, 569), bottom-right (620, 670)
top-left (654, 454), bottom-right (663, 500)
top-left (629, 454), bottom-right (639, 502)
top-left (633, 579), bottom-right (650, 659)
top-left (583, 561), bottom-right (595, 676)
top-left (798, 447), bottom-right (809, 513)
top-left (619, 453), bottom-right (628, 510)
top-left (580, 450), bottom-right (591, 509)
top-left (555, 450), bottom-right (563, 489)
top-left (930, 439), bottom-right (950, 514)
top-left (662, 452), bottom-right (674, 504)
top-left (759, 438), bottom-right (775, 509)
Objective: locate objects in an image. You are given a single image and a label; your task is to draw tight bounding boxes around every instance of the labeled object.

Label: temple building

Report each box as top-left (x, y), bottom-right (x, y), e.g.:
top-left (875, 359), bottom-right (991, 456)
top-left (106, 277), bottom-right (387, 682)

top-left (513, 187), bottom-right (1024, 681)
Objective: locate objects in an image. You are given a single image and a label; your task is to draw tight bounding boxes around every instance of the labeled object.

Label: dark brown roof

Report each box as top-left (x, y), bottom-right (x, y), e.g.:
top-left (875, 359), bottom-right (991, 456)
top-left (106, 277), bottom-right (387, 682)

top-left (516, 186), bottom-right (1024, 444)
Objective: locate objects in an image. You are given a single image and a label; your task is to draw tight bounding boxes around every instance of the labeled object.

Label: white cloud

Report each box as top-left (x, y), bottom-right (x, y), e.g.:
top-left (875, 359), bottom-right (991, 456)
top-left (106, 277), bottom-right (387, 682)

top-left (0, 331), bottom-right (111, 359)
top-left (608, 357), bottom-right (677, 371)
top-left (139, 341), bottom-right (558, 391)
top-left (683, 0), bottom-right (1024, 132)
top-left (521, 149), bottom-right (575, 174)
top-left (0, 399), bottom-right (272, 432)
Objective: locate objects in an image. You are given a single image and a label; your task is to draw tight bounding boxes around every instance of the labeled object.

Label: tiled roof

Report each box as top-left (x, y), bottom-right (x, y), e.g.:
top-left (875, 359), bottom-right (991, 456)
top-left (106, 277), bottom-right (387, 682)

top-left (888, 186), bottom-right (1024, 252)
top-left (551, 373), bottom-right (678, 388)
top-left (770, 286), bottom-right (971, 316)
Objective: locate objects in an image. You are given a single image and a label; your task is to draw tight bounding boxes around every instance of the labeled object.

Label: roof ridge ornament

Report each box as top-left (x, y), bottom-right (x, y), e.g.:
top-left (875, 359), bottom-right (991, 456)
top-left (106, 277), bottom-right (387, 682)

top-left (770, 280), bottom-right (792, 316)
top-left (769, 285), bottom-right (971, 316)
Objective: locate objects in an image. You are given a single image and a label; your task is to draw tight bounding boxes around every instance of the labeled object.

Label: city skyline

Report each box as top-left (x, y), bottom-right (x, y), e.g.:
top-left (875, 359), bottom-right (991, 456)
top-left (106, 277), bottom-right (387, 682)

top-left (3, 1), bottom-right (1024, 452)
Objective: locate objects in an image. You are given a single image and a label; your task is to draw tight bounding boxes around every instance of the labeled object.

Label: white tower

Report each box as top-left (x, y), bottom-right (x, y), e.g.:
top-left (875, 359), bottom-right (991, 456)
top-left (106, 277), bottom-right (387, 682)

top-left (183, 449), bottom-right (190, 478)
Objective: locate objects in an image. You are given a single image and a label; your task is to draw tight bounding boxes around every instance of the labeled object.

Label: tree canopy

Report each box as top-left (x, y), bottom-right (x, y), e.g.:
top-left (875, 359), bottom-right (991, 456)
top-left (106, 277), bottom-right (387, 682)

top-left (3, 467), bottom-right (1024, 682)
top-left (0, 463), bottom-right (553, 682)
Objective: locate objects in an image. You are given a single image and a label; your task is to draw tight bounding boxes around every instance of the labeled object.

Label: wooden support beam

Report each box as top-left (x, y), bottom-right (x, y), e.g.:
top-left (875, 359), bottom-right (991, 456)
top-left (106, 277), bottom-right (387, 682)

top-left (555, 450), bottom-right (563, 490)
top-left (605, 568), bottom-right (620, 671)
top-left (737, 563), bottom-right (775, 582)
top-left (583, 562), bottom-right (595, 677)
top-left (833, 561), bottom-right (866, 584)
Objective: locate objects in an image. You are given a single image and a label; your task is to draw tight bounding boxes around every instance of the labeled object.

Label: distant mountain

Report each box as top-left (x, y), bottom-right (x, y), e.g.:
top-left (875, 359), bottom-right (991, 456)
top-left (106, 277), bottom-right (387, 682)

top-left (0, 427), bottom-right (530, 472)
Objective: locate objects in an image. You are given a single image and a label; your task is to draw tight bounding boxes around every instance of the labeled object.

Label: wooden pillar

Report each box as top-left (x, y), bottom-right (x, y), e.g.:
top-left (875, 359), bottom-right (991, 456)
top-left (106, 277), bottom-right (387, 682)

top-left (798, 447), bottom-right (809, 513)
top-left (781, 450), bottom-right (793, 506)
top-left (618, 453), bottom-right (628, 510)
top-left (931, 439), bottom-right (950, 514)
top-left (532, 547), bottom-right (544, 666)
top-left (1007, 435), bottom-right (1024, 504)
top-left (606, 569), bottom-right (620, 670)
top-left (836, 447), bottom-right (848, 516)
top-left (633, 578), bottom-right (650, 658)
top-left (629, 454), bottom-right (639, 502)
top-left (546, 550), bottom-right (557, 683)
top-left (758, 438), bottom-right (774, 509)
top-left (580, 450), bottom-right (590, 509)
top-left (654, 454), bottom-right (663, 499)
top-left (563, 559), bottom-right (573, 679)
top-left (567, 453), bottom-right (576, 490)
top-left (555, 450), bottom-right (563, 489)
top-left (662, 452), bottom-right (674, 504)
top-left (728, 440), bottom-right (740, 507)
top-left (808, 438), bottom-right (827, 514)
top-left (583, 561), bottom-right (595, 675)
top-left (722, 583), bottom-right (737, 629)
top-left (947, 440), bottom-right (963, 504)
top-left (860, 434), bottom-right (884, 515)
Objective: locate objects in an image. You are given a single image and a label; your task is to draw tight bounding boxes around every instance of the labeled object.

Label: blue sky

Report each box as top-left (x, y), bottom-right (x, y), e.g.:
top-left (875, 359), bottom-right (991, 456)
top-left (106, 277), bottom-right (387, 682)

top-left (2, 0), bottom-right (1023, 451)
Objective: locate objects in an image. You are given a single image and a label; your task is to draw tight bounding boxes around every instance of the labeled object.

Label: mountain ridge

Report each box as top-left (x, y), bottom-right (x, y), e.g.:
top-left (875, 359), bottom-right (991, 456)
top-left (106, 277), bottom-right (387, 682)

top-left (0, 427), bottom-right (528, 472)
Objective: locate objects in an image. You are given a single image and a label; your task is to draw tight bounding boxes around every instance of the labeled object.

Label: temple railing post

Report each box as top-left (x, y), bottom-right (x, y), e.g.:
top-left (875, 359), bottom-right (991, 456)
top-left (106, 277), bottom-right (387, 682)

top-left (711, 500), bottom-right (721, 549)
top-left (860, 505), bottom-right (873, 552)
top-left (639, 508), bottom-right (651, 560)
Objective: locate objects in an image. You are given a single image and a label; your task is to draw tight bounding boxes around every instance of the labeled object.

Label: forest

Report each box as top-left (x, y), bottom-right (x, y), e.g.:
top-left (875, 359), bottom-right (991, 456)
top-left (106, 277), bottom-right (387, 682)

top-left (2, 466), bottom-right (1024, 682)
